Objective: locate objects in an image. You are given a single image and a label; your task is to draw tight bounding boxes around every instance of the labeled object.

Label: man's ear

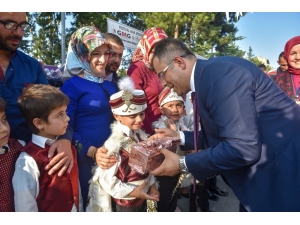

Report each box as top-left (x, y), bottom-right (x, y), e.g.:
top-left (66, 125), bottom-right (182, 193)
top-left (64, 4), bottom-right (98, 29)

top-left (174, 56), bottom-right (186, 70)
top-left (33, 118), bottom-right (44, 130)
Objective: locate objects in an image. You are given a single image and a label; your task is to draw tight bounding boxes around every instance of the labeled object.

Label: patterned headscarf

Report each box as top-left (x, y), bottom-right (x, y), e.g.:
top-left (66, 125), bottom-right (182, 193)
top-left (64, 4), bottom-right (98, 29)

top-left (284, 36), bottom-right (300, 75)
top-left (131, 27), bottom-right (168, 68)
top-left (65, 26), bottom-right (111, 82)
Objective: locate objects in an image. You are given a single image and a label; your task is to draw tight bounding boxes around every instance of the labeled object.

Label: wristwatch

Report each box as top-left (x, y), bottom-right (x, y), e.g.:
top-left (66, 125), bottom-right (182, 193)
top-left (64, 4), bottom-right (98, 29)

top-left (179, 156), bottom-right (189, 174)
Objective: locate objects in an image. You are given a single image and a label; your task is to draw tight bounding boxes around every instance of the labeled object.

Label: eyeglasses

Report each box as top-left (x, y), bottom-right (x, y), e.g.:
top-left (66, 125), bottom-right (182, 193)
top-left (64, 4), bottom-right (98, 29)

top-left (110, 52), bottom-right (123, 60)
top-left (157, 54), bottom-right (187, 82)
top-left (0, 20), bottom-right (31, 31)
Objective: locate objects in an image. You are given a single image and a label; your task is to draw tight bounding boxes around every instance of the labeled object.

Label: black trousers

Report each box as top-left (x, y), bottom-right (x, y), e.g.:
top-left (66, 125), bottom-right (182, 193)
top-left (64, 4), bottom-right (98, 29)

top-left (189, 180), bottom-right (209, 212)
top-left (156, 175), bottom-right (179, 212)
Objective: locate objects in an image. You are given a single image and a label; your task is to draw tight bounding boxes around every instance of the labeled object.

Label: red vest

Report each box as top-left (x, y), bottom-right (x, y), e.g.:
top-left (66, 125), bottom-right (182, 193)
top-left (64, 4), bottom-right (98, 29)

top-left (22, 142), bottom-right (79, 212)
top-left (113, 146), bottom-right (149, 207)
top-left (0, 138), bottom-right (23, 212)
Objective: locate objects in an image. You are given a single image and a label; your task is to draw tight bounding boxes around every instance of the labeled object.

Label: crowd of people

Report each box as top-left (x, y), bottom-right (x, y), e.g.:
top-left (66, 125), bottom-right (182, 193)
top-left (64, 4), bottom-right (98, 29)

top-left (1, 11), bottom-right (300, 212)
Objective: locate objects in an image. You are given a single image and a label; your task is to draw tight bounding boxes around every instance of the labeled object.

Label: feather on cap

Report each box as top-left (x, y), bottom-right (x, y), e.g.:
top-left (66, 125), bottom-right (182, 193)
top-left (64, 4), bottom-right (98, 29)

top-left (109, 76), bottom-right (147, 115)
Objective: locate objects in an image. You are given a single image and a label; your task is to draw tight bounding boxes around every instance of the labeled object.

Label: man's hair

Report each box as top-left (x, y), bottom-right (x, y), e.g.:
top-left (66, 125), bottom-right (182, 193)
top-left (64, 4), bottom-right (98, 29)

top-left (0, 98), bottom-right (7, 113)
top-left (278, 51), bottom-right (285, 60)
top-left (18, 84), bottom-right (69, 134)
top-left (152, 37), bottom-right (194, 66)
top-left (104, 33), bottom-right (124, 47)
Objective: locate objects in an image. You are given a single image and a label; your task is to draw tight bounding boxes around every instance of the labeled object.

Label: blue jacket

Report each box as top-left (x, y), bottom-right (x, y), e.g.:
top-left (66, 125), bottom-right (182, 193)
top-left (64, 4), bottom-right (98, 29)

top-left (0, 50), bottom-right (48, 142)
top-left (183, 56), bottom-right (300, 211)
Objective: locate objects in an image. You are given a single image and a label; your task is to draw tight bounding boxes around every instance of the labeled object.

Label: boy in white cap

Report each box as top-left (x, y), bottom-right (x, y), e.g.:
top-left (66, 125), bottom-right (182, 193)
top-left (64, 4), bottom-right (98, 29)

top-left (86, 77), bottom-right (159, 212)
top-left (152, 87), bottom-right (193, 211)
top-left (153, 87), bottom-right (188, 133)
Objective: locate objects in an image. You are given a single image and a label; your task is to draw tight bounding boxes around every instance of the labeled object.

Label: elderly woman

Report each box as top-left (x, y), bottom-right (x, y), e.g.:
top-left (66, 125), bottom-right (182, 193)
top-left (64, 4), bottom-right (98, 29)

top-left (275, 36), bottom-right (300, 104)
top-left (61, 26), bottom-right (117, 209)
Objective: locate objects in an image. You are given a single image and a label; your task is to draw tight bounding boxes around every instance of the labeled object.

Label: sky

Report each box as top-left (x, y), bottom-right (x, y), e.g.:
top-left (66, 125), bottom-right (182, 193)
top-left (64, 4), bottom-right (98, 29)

top-left (62, 12), bottom-right (299, 70)
top-left (234, 12), bottom-right (300, 69)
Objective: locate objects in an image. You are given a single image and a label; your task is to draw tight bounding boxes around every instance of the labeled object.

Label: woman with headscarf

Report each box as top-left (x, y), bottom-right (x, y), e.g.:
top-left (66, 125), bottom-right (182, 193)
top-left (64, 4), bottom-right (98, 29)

top-left (61, 26), bottom-right (117, 210)
top-left (275, 36), bottom-right (300, 104)
top-left (127, 27), bottom-right (168, 136)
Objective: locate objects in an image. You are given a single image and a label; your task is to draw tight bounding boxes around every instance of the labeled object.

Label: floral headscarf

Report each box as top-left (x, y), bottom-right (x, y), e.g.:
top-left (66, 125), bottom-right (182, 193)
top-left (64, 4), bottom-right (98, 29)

top-left (65, 26), bottom-right (111, 82)
top-left (284, 36), bottom-right (300, 75)
top-left (131, 27), bottom-right (168, 68)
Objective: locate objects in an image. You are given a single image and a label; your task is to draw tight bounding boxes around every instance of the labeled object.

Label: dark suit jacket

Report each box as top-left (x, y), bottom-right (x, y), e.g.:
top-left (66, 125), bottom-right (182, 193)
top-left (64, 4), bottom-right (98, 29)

top-left (183, 56), bottom-right (300, 211)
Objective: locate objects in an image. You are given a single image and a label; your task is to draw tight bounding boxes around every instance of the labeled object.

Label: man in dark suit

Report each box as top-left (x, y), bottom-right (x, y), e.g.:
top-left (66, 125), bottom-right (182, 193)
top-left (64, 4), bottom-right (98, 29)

top-left (150, 37), bottom-right (300, 212)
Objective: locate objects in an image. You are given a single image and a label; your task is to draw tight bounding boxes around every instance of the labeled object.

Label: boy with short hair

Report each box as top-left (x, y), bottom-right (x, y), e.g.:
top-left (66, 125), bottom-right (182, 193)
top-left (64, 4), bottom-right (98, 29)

top-left (0, 98), bottom-right (25, 212)
top-left (86, 77), bottom-right (159, 212)
top-left (13, 84), bottom-right (82, 212)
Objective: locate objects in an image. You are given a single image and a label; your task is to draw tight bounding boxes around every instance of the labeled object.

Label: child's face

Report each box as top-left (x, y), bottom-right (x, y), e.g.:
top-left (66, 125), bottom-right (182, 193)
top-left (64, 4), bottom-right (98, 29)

top-left (160, 100), bottom-right (185, 122)
top-left (0, 111), bottom-right (10, 147)
top-left (114, 111), bottom-right (145, 131)
top-left (35, 105), bottom-right (69, 140)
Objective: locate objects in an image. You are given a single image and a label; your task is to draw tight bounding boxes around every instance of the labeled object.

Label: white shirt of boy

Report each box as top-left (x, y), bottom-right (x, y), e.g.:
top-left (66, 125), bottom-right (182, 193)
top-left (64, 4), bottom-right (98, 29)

top-left (12, 134), bottom-right (83, 212)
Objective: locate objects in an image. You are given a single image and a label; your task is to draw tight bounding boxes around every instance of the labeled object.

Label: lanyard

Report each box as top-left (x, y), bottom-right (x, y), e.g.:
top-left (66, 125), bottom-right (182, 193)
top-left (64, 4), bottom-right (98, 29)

top-left (292, 75), bottom-right (300, 100)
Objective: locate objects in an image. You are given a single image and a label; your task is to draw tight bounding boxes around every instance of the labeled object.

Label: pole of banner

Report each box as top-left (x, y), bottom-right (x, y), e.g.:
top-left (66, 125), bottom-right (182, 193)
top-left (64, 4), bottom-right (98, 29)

top-left (61, 12), bottom-right (66, 65)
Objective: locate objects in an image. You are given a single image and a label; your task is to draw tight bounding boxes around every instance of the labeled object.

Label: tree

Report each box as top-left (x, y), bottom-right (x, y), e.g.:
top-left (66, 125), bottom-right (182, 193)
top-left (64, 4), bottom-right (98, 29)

top-left (138, 12), bottom-right (246, 59)
top-left (18, 12), bottom-right (34, 54)
top-left (246, 46), bottom-right (255, 60)
top-left (246, 46), bottom-right (272, 71)
top-left (29, 12), bottom-right (63, 65)
top-left (24, 12), bottom-right (246, 67)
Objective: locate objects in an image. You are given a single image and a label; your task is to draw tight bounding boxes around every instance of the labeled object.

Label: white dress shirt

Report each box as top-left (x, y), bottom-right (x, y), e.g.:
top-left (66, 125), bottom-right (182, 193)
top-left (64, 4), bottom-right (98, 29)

top-left (12, 134), bottom-right (83, 212)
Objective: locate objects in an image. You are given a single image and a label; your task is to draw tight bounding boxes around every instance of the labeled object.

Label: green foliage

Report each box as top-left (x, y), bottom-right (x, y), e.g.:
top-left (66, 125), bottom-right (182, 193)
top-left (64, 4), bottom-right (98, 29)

top-left (27, 12), bottom-right (63, 65)
top-left (23, 12), bottom-right (247, 68)
top-left (138, 12), bottom-right (246, 59)
top-left (246, 46), bottom-right (272, 70)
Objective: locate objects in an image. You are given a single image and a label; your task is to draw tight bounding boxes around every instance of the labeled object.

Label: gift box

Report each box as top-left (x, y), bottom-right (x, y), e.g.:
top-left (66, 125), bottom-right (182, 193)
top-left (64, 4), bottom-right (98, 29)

top-left (129, 137), bottom-right (181, 175)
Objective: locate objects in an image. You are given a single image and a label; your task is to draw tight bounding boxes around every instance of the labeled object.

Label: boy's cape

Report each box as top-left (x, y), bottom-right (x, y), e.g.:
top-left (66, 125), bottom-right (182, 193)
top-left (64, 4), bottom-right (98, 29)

top-left (86, 121), bottom-right (149, 212)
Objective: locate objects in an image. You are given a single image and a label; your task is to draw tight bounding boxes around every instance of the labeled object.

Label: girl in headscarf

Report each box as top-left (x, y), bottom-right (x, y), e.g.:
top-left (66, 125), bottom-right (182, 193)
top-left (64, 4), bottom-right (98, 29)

top-left (275, 36), bottom-right (300, 104)
top-left (127, 27), bottom-right (168, 136)
top-left (61, 26), bottom-right (117, 210)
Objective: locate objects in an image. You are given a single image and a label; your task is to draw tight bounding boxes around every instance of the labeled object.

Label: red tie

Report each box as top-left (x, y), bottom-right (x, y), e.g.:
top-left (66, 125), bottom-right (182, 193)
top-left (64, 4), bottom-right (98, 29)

top-left (191, 92), bottom-right (200, 192)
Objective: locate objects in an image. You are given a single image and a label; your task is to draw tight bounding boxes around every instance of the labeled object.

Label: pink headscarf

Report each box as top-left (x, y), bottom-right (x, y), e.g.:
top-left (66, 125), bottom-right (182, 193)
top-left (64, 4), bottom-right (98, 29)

top-left (284, 36), bottom-right (300, 75)
top-left (130, 27), bottom-right (168, 68)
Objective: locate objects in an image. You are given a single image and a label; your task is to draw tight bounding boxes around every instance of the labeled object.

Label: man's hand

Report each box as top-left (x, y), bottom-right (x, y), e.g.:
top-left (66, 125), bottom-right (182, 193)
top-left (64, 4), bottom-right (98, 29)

top-left (45, 139), bottom-right (73, 176)
top-left (148, 128), bottom-right (180, 140)
top-left (150, 149), bottom-right (180, 177)
top-left (128, 181), bottom-right (159, 201)
top-left (95, 146), bottom-right (117, 169)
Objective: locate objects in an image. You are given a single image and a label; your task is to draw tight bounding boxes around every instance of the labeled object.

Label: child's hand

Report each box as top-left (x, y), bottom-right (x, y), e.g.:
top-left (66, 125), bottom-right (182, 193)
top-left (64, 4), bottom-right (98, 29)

top-left (164, 119), bottom-right (177, 131)
top-left (149, 184), bottom-right (160, 202)
top-left (128, 181), bottom-right (159, 201)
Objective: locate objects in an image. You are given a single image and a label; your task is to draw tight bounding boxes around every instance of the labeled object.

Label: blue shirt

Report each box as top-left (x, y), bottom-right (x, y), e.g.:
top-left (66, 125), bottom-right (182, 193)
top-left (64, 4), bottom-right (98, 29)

top-left (0, 50), bottom-right (48, 142)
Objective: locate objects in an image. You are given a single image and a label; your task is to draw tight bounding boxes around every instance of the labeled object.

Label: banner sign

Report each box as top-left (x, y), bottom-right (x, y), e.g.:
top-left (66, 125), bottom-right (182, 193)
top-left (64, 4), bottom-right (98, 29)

top-left (107, 18), bottom-right (143, 50)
